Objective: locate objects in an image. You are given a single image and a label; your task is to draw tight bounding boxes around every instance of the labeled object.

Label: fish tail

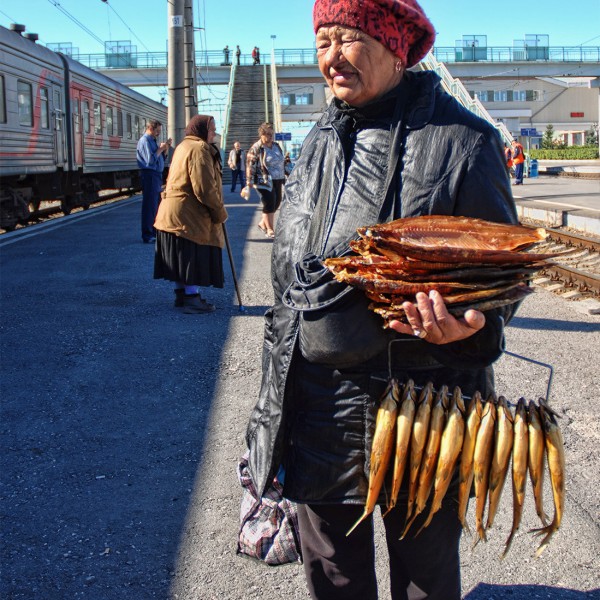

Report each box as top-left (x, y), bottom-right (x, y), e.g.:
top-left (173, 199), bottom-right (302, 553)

top-left (346, 509), bottom-right (370, 537)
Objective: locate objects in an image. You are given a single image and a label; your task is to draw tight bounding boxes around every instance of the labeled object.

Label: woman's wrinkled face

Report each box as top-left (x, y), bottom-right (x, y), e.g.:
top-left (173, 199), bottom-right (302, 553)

top-left (316, 25), bottom-right (401, 107)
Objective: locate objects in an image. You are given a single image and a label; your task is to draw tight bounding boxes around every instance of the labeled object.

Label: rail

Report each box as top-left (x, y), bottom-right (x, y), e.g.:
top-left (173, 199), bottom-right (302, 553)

top-left (270, 48), bottom-right (283, 142)
top-left (220, 62), bottom-right (236, 160)
top-left (419, 52), bottom-right (513, 146)
top-left (70, 46), bottom-right (600, 70)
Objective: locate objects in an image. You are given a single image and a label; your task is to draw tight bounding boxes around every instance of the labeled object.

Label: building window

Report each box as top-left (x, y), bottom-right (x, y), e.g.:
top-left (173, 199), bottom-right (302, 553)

top-left (17, 80), bottom-right (33, 126)
top-left (280, 94), bottom-right (292, 106)
top-left (83, 100), bottom-right (90, 133)
top-left (126, 113), bottom-right (132, 139)
top-left (0, 75), bottom-right (6, 123)
top-left (106, 105), bottom-right (114, 136)
top-left (94, 102), bottom-right (102, 134)
top-left (295, 93), bottom-right (314, 105)
top-left (40, 87), bottom-right (49, 128)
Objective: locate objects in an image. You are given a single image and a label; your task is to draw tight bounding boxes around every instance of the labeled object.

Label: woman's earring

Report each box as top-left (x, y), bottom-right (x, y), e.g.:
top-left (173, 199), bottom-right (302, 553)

top-left (395, 61), bottom-right (403, 72)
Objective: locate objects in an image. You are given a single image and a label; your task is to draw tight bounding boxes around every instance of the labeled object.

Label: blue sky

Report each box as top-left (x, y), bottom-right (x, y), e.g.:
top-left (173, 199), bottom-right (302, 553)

top-left (2, 0), bottom-right (599, 55)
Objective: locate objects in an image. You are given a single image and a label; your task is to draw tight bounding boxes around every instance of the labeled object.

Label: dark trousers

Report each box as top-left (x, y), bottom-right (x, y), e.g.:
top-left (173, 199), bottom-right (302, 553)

top-left (297, 501), bottom-right (462, 600)
top-left (514, 161), bottom-right (524, 184)
top-left (230, 168), bottom-right (246, 192)
top-left (140, 170), bottom-right (162, 241)
top-left (257, 178), bottom-right (284, 213)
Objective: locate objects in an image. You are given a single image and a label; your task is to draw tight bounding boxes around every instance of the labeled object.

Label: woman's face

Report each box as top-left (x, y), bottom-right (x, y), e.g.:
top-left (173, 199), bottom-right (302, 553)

top-left (207, 119), bottom-right (217, 144)
top-left (260, 128), bottom-right (274, 146)
top-left (316, 26), bottom-right (401, 107)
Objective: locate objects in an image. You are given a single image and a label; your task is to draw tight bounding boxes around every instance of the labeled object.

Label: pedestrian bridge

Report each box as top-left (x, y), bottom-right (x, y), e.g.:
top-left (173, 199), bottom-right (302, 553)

top-left (76, 46), bottom-right (600, 88)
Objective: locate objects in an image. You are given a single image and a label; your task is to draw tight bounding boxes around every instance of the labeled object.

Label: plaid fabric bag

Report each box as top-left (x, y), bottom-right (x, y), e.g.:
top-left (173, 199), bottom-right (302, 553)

top-left (236, 452), bottom-right (302, 566)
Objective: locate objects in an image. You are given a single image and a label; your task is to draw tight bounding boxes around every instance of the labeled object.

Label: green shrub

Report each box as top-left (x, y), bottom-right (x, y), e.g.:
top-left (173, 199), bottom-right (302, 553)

top-left (529, 147), bottom-right (599, 160)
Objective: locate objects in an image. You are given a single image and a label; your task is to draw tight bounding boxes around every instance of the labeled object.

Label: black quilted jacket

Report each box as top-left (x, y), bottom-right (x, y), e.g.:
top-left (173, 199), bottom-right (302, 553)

top-left (245, 70), bottom-right (518, 501)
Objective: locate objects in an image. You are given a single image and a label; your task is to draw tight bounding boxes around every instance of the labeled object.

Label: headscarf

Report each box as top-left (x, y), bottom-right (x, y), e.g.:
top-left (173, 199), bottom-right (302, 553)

top-left (312, 0), bottom-right (435, 68)
top-left (185, 114), bottom-right (213, 141)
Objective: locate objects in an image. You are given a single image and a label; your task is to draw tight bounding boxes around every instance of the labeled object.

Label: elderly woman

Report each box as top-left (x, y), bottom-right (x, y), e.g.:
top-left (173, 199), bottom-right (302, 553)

top-left (154, 115), bottom-right (228, 314)
top-left (244, 122), bottom-right (285, 238)
top-left (243, 1), bottom-right (517, 598)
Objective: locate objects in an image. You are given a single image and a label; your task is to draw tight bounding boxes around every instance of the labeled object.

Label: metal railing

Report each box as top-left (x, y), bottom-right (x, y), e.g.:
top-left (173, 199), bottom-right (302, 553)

top-left (70, 46), bottom-right (600, 70)
top-left (420, 52), bottom-right (513, 146)
top-left (220, 62), bottom-right (236, 160)
top-left (270, 48), bottom-right (283, 139)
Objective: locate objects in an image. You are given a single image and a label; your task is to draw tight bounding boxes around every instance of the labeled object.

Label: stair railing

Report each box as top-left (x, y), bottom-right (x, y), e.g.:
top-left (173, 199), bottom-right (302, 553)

top-left (221, 62), bottom-right (236, 157)
top-left (419, 51), bottom-right (513, 146)
top-left (270, 47), bottom-right (283, 138)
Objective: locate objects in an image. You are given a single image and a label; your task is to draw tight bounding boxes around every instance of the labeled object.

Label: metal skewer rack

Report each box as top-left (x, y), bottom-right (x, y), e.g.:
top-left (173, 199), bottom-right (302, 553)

top-left (376, 338), bottom-right (555, 405)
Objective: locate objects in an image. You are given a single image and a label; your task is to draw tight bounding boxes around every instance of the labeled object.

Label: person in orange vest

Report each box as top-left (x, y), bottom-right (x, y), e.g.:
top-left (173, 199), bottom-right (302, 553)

top-left (511, 139), bottom-right (525, 185)
top-left (503, 143), bottom-right (513, 173)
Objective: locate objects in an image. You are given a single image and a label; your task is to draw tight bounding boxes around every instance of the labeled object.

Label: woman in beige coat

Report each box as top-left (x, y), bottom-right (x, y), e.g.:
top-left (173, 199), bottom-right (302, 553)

top-left (154, 115), bottom-right (228, 313)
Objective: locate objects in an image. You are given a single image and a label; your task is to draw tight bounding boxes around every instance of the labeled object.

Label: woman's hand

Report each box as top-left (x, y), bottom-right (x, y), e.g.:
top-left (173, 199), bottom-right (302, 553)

top-left (388, 290), bottom-right (485, 344)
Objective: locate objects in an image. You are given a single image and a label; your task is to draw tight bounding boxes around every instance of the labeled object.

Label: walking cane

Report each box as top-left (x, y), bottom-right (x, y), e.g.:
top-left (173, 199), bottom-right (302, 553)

top-left (222, 223), bottom-right (244, 311)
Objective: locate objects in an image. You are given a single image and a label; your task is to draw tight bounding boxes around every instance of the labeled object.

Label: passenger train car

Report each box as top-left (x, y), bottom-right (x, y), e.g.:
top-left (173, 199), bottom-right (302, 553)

top-left (0, 24), bottom-right (168, 230)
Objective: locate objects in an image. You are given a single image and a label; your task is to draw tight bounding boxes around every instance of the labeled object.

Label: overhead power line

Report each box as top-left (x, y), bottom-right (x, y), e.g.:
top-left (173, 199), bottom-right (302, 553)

top-left (45, 0), bottom-right (105, 48)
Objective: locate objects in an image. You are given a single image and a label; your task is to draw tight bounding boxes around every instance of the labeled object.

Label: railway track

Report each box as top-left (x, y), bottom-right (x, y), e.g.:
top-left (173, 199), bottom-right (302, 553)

top-left (0, 189), bottom-right (139, 233)
top-left (528, 226), bottom-right (600, 298)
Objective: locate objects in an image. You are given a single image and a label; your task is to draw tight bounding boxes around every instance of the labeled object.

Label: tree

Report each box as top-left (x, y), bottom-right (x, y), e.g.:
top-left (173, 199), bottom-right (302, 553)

top-left (585, 123), bottom-right (598, 147)
top-left (541, 124), bottom-right (555, 149)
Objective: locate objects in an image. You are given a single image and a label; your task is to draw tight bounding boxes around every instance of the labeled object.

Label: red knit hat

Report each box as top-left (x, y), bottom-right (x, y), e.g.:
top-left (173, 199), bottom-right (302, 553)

top-left (313, 0), bottom-right (435, 68)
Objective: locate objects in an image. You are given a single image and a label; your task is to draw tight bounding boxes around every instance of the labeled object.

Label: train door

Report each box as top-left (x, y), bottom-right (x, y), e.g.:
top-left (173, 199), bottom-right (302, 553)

top-left (71, 91), bottom-right (84, 168)
top-left (52, 86), bottom-right (66, 167)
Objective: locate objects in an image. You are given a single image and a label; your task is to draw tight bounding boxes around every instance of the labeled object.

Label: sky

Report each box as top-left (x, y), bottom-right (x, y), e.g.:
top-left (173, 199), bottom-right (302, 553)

top-left (2, 0), bottom-right (599, 56)
top-left (2, 0), bottom-right (599, 112)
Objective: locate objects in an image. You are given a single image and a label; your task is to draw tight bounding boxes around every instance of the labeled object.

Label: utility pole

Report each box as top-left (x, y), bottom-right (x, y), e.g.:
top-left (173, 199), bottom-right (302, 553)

top-left (168, 0), bottom-right (186, 144)
top-left (184, 0), bottom-right (198, 122)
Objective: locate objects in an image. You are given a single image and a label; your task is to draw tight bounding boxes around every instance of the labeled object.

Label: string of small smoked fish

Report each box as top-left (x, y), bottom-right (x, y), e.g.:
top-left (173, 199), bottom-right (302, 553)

top-left (346, 381), bottom-right (565, 559)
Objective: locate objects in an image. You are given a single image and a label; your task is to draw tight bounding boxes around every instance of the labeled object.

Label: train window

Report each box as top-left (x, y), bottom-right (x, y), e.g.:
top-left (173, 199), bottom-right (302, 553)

top-left (106, 106), bottom-right (114, 136)
top-left (0, 75), bottom-right (6, 123)
top-left (40, 88), bottom-right (49, 129)
top-left (126, 113), bottom-right (132, 139)
top-left (83, 100), bottom-right (90, 133)
top-left (94, 102), bottom-right (102, 135)
top-left (17, 80), bottom-right (33, 126)
top-left (134, 115), bottom-right (140, 139)
top-left (117, 110), bottom-right (123, 137)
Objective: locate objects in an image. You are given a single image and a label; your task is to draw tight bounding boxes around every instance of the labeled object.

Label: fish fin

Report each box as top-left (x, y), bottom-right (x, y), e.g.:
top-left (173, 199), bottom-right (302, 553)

top-left (502, 530), bottom-right (517, 559)
top-left (400, 511), bottom-right (419, 540)
top-left (346, 510), bottom-right (370, 537)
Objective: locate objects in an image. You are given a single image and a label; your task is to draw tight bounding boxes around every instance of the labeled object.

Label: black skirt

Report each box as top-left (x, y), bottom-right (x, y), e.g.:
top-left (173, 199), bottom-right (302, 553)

top-left (153, 230), bottom-right (224, 288)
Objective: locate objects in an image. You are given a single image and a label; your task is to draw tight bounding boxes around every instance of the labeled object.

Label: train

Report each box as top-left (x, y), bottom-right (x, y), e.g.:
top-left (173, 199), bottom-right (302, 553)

top-left (0, 24), bottom-right (168, 230)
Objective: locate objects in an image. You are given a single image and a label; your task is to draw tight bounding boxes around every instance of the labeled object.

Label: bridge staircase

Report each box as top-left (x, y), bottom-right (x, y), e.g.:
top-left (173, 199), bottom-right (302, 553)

top-left (418, 52), bottom-right (513, 145)
top-left (221, 65), bottom-right (273, 186)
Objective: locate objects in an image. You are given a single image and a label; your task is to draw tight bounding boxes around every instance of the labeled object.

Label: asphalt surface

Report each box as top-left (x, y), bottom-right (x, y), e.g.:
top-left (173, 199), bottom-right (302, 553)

top-left (1, 187), bottom-right (599, 599)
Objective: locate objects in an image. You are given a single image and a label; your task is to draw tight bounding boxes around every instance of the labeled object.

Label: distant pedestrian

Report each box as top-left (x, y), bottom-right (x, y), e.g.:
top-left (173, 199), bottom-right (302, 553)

top-left (228, 141), bottom-right (246, 192)
top-left (256, 47), bottom-right (261, 64)
top-left (236, 45), bottom-right (241, 66)
top-left (504, 142), bottom-right (513, 173)
top-left (243, 122), bottom-right (284, 238)
top-left (511, 139), bottom-right (525, 185)
top-left (154, 115), bottom-right (227, 313)
top-left (252, 46), bottom-right (260, 65)
top-left (136, 120), bottom-right (170, 244)
top-left (223, 45), bottom-right (230, 65)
